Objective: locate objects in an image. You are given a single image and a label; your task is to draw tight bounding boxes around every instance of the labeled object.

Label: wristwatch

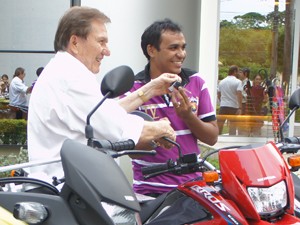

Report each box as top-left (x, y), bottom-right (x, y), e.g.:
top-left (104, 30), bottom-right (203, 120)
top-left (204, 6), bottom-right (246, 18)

top-left (138, 90), bottom-right (147, 103)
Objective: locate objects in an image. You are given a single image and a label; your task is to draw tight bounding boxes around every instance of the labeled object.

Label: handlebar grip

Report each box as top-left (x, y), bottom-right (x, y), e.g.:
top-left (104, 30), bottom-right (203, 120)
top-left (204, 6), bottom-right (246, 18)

top-left (93, 139), bottom-right (135, 151)
top-left (142, 163), bottom-right (169, 176)
top-left (111, 139), bottom-right (135, 151)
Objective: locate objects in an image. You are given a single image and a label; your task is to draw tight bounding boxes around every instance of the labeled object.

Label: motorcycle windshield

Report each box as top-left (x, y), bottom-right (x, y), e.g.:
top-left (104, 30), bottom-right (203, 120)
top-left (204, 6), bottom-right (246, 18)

top-left (219, 142), bottom-right (286, 186)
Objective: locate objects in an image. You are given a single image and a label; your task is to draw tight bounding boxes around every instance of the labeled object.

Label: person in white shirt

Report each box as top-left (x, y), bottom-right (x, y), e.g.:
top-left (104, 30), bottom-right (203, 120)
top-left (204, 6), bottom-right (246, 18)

top-left (28, 6), bottom-right (179, 181)
top-left (217, 65), bottom-right (243, 135)
top-left (9, 67), bottom-right (32, 119)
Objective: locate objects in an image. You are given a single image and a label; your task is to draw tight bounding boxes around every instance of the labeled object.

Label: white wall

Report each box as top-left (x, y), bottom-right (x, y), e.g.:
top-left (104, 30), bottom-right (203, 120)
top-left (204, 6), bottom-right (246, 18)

top-left (80, 0), bottom-right (214, 183)
top-left (79, 0), bottom-right (222, 183)
top-left (0, 0), bottom-right (70, 85)
top-left (81, 0), bottom-right (201, 81)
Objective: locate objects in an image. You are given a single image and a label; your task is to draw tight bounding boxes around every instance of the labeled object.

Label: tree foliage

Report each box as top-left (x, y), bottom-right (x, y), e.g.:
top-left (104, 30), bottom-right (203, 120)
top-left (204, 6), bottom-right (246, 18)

top-left (219, 11), bottom-right (286, 80)
top-left (233, 12), bottom-right (267, 29)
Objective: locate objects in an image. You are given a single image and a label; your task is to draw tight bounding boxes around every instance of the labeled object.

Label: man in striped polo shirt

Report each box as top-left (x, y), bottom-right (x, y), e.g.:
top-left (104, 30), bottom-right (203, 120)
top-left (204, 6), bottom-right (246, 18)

top-left (126, 19), bottom-right (218, 197)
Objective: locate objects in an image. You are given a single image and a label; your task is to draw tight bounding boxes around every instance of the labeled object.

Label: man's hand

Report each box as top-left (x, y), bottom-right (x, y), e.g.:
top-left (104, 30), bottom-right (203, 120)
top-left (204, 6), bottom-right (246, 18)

top-left (171, 87), bottom-right (193, 118)
top-left (146, 73), bottom-right (182, 97)
top-left (135, 119), bottom-right (176, 150)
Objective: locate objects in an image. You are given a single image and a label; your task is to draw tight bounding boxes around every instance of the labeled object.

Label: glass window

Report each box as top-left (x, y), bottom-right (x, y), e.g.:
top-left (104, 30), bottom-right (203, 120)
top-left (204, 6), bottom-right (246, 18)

top-left (217, 0), bottom-right (298, 142)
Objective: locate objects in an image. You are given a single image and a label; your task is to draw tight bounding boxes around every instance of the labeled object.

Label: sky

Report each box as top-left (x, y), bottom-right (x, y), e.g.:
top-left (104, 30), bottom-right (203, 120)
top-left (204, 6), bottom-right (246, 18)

top-left (220, 0), bottom-right (286, 21)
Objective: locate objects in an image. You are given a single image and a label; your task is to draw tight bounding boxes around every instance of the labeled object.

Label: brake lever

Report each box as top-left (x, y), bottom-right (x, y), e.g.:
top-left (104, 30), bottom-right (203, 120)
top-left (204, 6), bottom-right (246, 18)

top-left (144, 167), bottom-right (176, 179)
top-left (278, 143), bottom-right (300, 154)
top-left (111, 150), bottom-right (156, 158)
top-left (143, 161), bottom-right (202, 179)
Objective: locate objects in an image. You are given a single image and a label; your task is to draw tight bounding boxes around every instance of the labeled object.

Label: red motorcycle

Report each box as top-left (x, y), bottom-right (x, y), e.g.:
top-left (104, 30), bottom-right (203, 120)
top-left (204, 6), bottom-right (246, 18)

top-left (139, 88), bottom-right (300, 225)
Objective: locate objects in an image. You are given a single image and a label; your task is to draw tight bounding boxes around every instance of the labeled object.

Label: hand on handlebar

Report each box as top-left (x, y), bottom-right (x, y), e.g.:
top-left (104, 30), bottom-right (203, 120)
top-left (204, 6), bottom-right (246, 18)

top-left (155, 118), bottom-right (176, 149)
top-left (155, 137), bottom-right (174, 149)
top-left (135, 119), bottom-right (175, 150)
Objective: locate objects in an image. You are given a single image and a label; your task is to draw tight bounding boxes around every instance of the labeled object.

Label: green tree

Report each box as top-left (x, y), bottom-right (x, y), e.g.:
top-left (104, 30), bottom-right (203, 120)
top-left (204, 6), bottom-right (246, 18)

top-left (233, 12), bottom-right (267, 29)
top-left (219, 28), bottom-right (271, 67)
top-left (219, 10), bottom-right (287, 82)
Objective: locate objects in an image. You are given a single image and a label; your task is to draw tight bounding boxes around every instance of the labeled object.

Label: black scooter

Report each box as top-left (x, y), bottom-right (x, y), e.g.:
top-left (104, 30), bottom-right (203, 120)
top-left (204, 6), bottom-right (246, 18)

top-left (0, 65), bottom-right (155, 225)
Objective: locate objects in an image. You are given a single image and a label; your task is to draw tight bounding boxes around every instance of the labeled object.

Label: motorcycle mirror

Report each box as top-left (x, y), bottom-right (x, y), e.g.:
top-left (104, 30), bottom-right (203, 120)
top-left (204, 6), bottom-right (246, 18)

top-left (86, 65), bottom-right (134, 147)
top-left (101, 65), bottom-right (134, 98)
top-left (289, 88), bottom-right (300, 110)
top-left (279, 88), bottom-right (300, 143)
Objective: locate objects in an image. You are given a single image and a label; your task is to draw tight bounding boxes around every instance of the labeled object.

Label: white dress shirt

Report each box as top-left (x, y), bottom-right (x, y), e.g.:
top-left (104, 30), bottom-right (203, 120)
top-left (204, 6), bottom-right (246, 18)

top-left (27, 51), bottom-right (143, 181)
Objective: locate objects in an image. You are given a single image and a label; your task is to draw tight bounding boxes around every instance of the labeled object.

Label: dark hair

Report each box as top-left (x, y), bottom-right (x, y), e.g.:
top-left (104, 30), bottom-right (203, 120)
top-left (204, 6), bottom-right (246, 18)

top-left (253, 74), bottom-right (263, 80)
top-left (141, 18), bottom-right (182, 60)
top-left (14, 67), bottom-right (25, 78)
top-left (242, 68), bottom-right (250, 77)
top-left (36, 67), bottom-right (44, 76)
top-left (1, 74), bottom-right (8, 80)
top-left (228, 65), bottom-right (239, 75)
top-left (54, 6), bottom-right (111, 52)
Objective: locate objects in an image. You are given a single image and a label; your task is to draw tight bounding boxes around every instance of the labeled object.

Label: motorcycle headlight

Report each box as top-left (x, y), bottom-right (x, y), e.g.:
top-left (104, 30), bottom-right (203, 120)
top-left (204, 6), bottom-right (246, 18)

top-left (247, 180), bottom-right (287, 215)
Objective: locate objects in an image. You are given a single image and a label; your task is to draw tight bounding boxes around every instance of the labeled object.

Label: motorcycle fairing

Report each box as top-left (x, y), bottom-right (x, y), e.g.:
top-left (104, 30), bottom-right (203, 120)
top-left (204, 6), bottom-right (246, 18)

top-left (219, 142), bottom-right (295, 220)
top-left (60, 139), bottom-right (140, 224)
top-left (0, 192), bottom-right (79, 225)
top-left (142, 189), bottom-right (212, 225)
top-left (179, 180), bottom-right (248, 225)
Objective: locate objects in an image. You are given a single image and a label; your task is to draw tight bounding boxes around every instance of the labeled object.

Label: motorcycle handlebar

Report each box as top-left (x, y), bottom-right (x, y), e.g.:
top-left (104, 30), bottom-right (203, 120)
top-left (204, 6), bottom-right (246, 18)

top-left (285, 137), bottom-right (300, 144)
top-left (110, 139), bottom-right (135, 151)
top-left (92, 139), bottom-right (135, 151)
top-left (141, 159), bottom-right (204, 179)
top-left (278, 143), bottom-right (300, 154)
top-left (141, 163), bottom-right (170, 176)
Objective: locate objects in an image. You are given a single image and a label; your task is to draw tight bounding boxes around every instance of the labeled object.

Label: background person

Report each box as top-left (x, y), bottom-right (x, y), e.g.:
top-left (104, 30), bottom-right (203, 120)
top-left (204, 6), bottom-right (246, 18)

top-left (9, 67), bottom-right (32, 119)
top-left (247, 73), bottom-right (269, 136)
top-left (0, 74), bottom-right (10, 96)
top-left (239, 68), bottom-right (251, 115)
top-left (121, 18), bottom-right (218, 197)
top-left (31, 66), bottom-right (44, 89)
top-left (27, 6), bottom-right (179, 182)
top-left (36, 67), bottom-right (44, 77)
top-left (217, 65), bottom-right (243, 135)
top-left (238, 68), bottom-right (252, 135)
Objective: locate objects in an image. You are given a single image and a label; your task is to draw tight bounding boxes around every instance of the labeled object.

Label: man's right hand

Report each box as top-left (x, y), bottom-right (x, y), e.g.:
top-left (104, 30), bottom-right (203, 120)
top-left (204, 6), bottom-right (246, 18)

top-left (135, 120), bottom-right (176, 150)
top-left (145, 73), bottom-right (182, 97)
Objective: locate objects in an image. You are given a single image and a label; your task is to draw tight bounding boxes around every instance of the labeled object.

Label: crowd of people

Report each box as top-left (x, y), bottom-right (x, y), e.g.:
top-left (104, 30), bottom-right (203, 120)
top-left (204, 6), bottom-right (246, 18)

top-left (0, 66), bottom-right (44, 119)
top-left (217, 65), bottom-right (276, 137)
